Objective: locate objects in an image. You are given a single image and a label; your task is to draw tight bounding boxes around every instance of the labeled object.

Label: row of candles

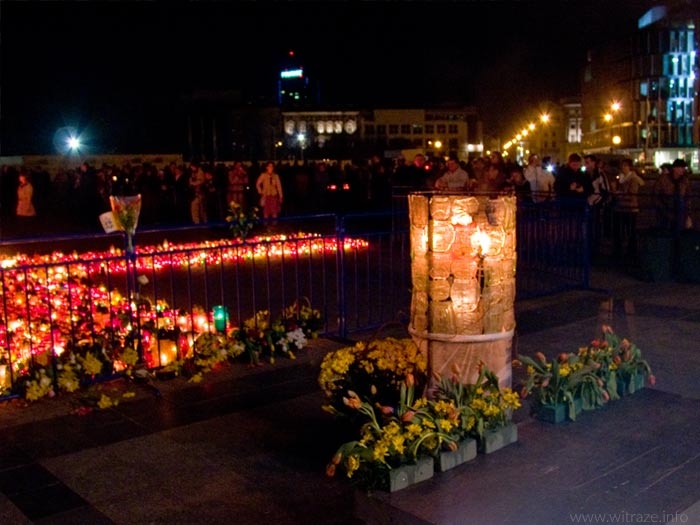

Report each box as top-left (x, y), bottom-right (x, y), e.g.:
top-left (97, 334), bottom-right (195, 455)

top-left (1, 232), bottom-right (364, 382)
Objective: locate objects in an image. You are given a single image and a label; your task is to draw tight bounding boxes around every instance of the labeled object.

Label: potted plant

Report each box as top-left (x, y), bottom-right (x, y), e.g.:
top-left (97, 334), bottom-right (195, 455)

top-left (575, 332), bottom-right (621, 407)
top-left (599, 325), bottom-right (655, 396)
top-left (325, 376), bottom-right (455, 492)
top-left (515, 351), bottom-right (601, 423)
top-left (433, 363), bottom-right (521, 453)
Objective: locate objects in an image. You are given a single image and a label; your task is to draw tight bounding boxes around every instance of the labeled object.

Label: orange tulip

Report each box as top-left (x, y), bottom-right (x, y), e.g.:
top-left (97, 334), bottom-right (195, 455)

top-left (380, 405), bottom-right (394, 416)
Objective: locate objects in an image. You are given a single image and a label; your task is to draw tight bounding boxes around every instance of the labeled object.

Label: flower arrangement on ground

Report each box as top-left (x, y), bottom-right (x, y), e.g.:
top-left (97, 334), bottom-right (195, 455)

top-left (431, 363), bottom-right (521, 444)
top-left (515, 326), bottom-right (655, 421)
top-left (598, 324), bottom-right (655, 394)
top-left (230, 304), bottom-right (319, 365)
top-left (325, 375), bottom-right (456, 490)
top-left (318, 337), bottom-right (428, 420)
top-left (325, 362), bottom-right (518, 490)
top-left (514, 351), bottom-right (601, 420)
top-left (282, 299), bottom-right (324, 340)
top-left (7, 298), bottom-right (322, 404)
top-left (158, 331), bottom-right (246, 383)
top-left (225, 201), bottom-right (260, 241)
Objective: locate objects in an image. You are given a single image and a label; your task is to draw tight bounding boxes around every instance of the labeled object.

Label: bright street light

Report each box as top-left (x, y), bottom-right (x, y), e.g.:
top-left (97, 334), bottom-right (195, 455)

top-left (297, 133), bottom-right (306, 161)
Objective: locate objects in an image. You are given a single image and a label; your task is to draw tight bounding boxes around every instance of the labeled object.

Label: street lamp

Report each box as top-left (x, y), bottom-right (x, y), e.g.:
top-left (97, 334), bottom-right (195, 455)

top-left (606, 101), bottom-right (622, 150)
top-left (611, 135), bottom-right (621, 154)
top-left (297, 133), bottom-right (306, 161)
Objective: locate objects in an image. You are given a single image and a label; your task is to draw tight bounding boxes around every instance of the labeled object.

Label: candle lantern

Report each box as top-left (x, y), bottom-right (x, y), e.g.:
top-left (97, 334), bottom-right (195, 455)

top-left (408, 193), bottom-right (516, 389)
top-left (178, 331), bottom-right (195, 359)
top-left (157, 339), bottom-right (178, 367)
top-left (213, 305), bottom-right (228, 333)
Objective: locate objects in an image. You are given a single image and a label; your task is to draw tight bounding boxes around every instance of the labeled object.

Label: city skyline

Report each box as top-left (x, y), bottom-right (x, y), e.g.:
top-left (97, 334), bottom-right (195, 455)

top-left (1, 0), bottom-right (659, 156)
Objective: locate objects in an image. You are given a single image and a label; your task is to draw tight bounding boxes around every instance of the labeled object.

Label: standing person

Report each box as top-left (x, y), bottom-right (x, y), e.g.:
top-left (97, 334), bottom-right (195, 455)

top-left (483, 160), bottom-right (509, 195)
top-left (16, 170), bottom-right (37, 235)
top-left (434, 155), bottom-right (471, 191)
top-left (203, 166), bottom-right (221, 222)
top-left (470, 156), bottom-right (489, 193)
top-left (554, 153), bottom-right (592, 205)
top-left (255, 161), bottom-right (284, 222)
top-left (585, 154), bottom-right (613, 207)
top-left (613, 159), bottom-right (645, 259)
top-left (523, 153), bottom-right (554, 203)
top-left (226, 161), bottom-right (248, 210)
top-left (188, 163), bottom-right (207, 224)
top-left (506, 163), bottom-right (533, 203)
top-left (585, 154), bottom-right (614, 256)
top-left (403, 153), bottom-right (429, 189)
top-left (172, 163), bottom-right (191, 225)
top-left (654, 159), bottom-right (691, 232)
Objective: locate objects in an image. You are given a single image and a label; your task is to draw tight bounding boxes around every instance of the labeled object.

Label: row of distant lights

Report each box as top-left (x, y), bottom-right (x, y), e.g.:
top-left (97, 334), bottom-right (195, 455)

top-left (502, 113), bottom-right (551, 158)
top-left (504, 100), bottom-right (623, 161)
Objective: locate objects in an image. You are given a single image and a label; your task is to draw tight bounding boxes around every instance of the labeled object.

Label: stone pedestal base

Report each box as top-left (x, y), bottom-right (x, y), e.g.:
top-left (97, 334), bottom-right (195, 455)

top-left (409, 327), bottom-right (513, 390)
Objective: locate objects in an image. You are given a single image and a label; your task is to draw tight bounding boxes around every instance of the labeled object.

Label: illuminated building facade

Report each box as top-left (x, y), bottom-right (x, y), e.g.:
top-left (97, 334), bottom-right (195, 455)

top-left (361, 107), bottom-right (482, 160)
top-left (183, 50), bottom-right (483, 162)
top-left (581, 3), bottom-right (698, 169)
top-left (279, 105), bottom-right (483, 162)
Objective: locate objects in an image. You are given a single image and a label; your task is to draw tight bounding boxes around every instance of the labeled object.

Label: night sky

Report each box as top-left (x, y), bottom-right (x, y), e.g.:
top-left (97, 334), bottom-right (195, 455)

top-left (0, 0), bottom-right (658, 156)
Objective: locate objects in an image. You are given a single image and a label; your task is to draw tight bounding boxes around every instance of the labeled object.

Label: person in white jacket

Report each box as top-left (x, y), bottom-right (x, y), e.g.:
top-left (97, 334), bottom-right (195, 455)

top-left (523, 153), bottom-right (554, 203)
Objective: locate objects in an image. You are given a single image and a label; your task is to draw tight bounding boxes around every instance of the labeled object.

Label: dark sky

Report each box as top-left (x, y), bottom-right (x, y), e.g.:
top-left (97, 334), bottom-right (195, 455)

top-left (0, 0), bottom-right (658, 155)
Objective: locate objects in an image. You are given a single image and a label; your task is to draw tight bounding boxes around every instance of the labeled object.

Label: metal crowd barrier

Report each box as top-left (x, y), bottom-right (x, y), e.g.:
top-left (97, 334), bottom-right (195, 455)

top-left (1, 201), bottom-right (595, 399)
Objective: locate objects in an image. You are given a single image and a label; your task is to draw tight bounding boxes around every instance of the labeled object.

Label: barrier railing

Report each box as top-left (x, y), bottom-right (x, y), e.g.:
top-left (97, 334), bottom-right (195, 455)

top-left (7, 193), bottom-right (664, 399)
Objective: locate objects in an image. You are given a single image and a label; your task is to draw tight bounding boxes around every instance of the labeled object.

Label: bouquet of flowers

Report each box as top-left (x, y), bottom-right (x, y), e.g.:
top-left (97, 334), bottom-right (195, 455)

top-left (109, 194), bottom-right (142, 235)
top-left (231, 302), bottom-right (323, 365)
top-left (318, 337), bottom-right (428, 419)
top-left (432, 363), bottom-right (521, 443)
top-left (225, 202), bottom-right (259, 241)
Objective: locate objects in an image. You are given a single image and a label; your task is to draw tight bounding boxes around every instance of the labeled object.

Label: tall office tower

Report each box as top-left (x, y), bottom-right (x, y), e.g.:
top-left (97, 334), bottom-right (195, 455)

top-left (278, 50), bottom-right (313, 108)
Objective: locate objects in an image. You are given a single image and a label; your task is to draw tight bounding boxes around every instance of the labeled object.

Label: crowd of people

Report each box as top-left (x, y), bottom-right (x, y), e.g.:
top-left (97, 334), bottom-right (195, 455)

top-left (0, 152), bottom-right (694, 246)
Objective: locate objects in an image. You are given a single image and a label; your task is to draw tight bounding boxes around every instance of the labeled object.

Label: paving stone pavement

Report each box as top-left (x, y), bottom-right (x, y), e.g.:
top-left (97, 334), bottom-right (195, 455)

top-left (1, 267), bottom-right (700, 525)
